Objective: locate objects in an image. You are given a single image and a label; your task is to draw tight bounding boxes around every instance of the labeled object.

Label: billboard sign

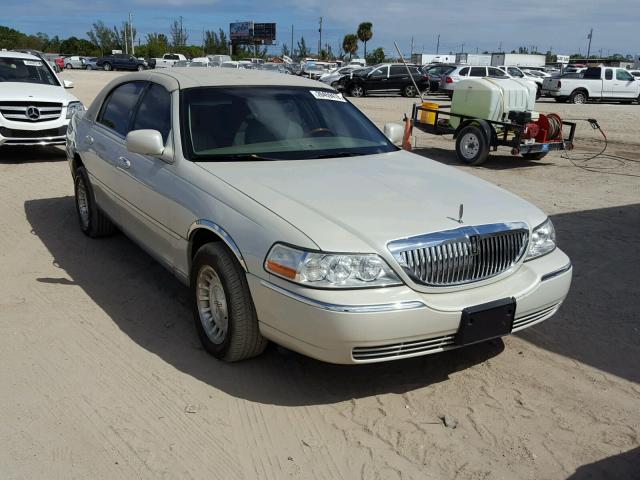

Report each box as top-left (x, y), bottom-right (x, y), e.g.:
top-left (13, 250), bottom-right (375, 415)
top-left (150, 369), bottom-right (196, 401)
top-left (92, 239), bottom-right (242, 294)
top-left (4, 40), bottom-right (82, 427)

top-left (230, 22), bottom-right (254, 41)
top-left (253, 23), bottom-right (276, 45)
top-left (556, 54), bottom-right (570, 64)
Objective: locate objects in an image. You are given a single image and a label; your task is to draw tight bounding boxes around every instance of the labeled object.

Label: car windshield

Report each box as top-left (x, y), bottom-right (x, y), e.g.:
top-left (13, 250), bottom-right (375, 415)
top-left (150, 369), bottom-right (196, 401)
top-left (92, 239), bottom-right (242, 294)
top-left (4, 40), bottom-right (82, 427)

top-left (180, 86), bottom-right (397, 161)
top-left (0, 57), bottom-right (58, 85)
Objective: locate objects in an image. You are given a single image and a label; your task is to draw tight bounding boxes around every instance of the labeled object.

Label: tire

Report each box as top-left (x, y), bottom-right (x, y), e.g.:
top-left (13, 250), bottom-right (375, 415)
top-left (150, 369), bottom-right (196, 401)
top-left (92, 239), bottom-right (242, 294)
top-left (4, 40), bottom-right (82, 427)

top-left (137, 64), bottom-right (145, 71)
top-left (455, 125), bottom-right (490, 165)
top-left (349, 84), bottom-right (365, 97)
top-left (191, 243), bottom-right (267, 362)
top-left (103, 62), bottom-right (112, 71)
top-left (536, 87), bottom-right (541, 100)
top-left (569, 90), bottom-right (587, 104)
top-left (65, 63), bottom-right (72, 69)
top-left (74, 166), bottom-right (116, 237)
top-left (403, 84), bottom-right (418, 97)
top-left (330, 81), bottom-right (339, 88)
top-left (522, 152), bottom-right (548, 160)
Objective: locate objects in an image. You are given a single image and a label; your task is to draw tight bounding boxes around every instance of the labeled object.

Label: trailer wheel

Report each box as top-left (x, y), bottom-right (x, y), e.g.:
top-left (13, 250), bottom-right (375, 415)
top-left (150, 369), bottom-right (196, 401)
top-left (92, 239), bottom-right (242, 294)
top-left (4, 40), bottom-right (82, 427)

top-left (569, 90), bottom-right (587, 104)
top-left (522, 152), bottom-right (548, 160)
top-left (455, 125), bottom-right (489, 166)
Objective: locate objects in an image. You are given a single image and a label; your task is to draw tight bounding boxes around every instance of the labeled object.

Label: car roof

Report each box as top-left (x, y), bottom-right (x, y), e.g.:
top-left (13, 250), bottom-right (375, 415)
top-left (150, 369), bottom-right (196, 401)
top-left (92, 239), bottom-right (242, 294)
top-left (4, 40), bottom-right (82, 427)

top-left (0, 51), bottom-right (41, 60)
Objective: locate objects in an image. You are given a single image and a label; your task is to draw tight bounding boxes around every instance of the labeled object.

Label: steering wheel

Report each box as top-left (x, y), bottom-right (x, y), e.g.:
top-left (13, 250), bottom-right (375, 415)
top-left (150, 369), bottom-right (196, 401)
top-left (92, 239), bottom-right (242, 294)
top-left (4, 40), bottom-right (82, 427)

top-left (305, 127), bottom-right (334, 138)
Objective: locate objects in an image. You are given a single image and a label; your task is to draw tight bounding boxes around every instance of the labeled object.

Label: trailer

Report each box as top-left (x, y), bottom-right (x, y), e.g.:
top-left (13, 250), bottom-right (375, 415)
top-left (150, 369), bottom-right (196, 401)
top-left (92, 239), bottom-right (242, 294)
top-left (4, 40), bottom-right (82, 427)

top-left (455, 53), bottom-right (491, 66)
top-left (407, 103), bottom-right (576, 165)
top-left (491, 53), bottom-right (545, 68)
top-left (411, 54), bottom-right (456, 65)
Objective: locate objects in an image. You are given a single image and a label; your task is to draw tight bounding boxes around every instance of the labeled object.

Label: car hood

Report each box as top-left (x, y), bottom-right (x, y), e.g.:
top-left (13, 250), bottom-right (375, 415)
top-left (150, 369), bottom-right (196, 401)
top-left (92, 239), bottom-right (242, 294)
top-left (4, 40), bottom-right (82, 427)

top-left (197, 150), bottom-right (547, 253)
top-left (0, 82), bottom-right (78, 104)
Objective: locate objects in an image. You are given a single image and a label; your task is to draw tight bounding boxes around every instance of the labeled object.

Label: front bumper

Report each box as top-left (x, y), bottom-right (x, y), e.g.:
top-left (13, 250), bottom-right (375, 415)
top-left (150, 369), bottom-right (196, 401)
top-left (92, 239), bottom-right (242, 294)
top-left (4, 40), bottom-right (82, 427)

top-left (0, 125), bottom-right (67, 146)
top-left (249, 248), bottom-right (572, 364)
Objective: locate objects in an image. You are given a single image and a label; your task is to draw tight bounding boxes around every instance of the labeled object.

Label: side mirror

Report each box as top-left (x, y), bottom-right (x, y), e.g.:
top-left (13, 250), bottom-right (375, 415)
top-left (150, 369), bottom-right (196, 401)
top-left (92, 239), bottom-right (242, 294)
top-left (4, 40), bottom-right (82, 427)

top-left (63, 80), bottom-right (74, 89)
top-left (126, 130), bottom-right (165, 156)
top-left (384, 123), bottom-right (404, 145)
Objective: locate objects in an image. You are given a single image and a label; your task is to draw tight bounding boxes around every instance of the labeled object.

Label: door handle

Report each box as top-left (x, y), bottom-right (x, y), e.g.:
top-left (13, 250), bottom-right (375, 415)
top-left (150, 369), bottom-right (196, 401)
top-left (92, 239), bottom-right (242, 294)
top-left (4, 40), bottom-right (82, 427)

top-left (117, 156), bottom-right (131, 169)
top-left (85, 135), bottom-right (94, 145)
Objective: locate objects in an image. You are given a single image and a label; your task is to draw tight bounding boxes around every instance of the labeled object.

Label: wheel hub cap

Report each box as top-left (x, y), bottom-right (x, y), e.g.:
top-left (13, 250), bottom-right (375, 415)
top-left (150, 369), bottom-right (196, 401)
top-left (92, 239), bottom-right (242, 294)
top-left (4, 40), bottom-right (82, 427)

top-left (460, 133), bottom-right (480, 159)
top-left (196, 266), bottom-right (228, 344)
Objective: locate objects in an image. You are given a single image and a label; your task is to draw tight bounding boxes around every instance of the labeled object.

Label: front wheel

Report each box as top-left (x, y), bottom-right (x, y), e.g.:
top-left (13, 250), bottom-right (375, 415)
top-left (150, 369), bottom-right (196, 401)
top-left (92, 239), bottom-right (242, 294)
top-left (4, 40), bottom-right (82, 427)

top-left (522, 152), bottom-right (548, 160)
top-left (403, 84), bottom-right (418, 97)
top-left (74, 166), bottom-right (116, 237)
top-left (191, 243), bottom-right (267, 362)
top-left (455, 125), bottom-right (489, 165)
top-left (103, 62), bottom-right (112, 71)
top-left (349, 84), bottom-right (365, 97)
top-left (137, 64), bottom-right (145, 71)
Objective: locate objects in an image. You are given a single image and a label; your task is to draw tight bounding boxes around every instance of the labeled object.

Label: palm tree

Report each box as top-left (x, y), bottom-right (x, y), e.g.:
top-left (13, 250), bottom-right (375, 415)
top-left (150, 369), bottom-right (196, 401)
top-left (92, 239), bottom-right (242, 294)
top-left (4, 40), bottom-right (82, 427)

top-left (342, 34), bottom-right (358, 60)
top-left (357, 22), bottom-right (373, 59)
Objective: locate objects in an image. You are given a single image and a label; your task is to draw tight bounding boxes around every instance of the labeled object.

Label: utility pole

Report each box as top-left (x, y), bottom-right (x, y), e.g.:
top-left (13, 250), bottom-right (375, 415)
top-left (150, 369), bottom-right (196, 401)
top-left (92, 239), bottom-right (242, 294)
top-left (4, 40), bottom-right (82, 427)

top-left (124, 21), bottom-right (128, 54)
top-left (498, 41), bottom-right (502, 52)
top-left (318, 17), bottom-right (323, 57)
top-left (436, 34), bottom-right (440, 54)
top-left (586, 27), bottom-right (593, 60)
top-left (202, 27), bottom-right (205, 56)
top-left (461, 43), bottom-right (464, 54)
top-left (129, 12), bottom-right (134, 55)
top-left (410, 36), bottom-right (414, 60)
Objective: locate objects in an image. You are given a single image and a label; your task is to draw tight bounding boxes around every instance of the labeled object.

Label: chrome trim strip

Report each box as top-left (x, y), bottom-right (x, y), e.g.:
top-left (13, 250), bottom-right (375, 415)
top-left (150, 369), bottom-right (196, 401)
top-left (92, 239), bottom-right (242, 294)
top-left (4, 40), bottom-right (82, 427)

top-left (260, 279), bottom-right (427, 313)
top-left (187, 219), bottom-right (248, 271)
top-left (541, 263), bottom-right (572, 282)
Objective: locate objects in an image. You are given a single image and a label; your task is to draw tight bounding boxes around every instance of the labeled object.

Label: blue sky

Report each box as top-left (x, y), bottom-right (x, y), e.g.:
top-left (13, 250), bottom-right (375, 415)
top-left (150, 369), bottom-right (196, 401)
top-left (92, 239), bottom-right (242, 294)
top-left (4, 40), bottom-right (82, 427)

top-left (4, 0), bottom-right (639, 57)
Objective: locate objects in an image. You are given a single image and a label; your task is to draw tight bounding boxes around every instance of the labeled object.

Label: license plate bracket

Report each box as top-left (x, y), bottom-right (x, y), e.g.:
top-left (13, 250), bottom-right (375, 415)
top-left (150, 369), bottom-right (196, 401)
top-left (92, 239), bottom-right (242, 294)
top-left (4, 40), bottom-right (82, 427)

top-left (455, 298), bottom-right (516, 346)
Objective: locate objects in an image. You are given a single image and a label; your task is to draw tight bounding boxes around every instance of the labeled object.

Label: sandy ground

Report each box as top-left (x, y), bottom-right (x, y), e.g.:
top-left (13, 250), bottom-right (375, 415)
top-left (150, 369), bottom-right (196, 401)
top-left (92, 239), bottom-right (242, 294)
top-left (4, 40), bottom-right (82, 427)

top-left (1, 70), bottom-right (638, 480)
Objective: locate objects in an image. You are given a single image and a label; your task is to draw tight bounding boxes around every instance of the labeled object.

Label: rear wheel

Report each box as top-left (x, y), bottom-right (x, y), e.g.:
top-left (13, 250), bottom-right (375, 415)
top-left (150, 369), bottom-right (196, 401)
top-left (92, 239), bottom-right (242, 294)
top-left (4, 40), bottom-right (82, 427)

top-left (74, 166), bottom-right (116, 237)
top-left (349, 84), bottom-right (365, 97)
top-left (455, 125), bottom-right (489, 166)
top-left (137, 64), bottom-right (145, 71)
top-left (403, 84), bottom-right (418, 97)
top-left (191, 243), bottom-right (267, 362)
top-left (569, 90), bottom-right (587, 104)
top-left (522, 152), bottom-right (548, 160)
top-left (65, 63), bottom-right (72, 69)
top-left (103, 62), bottom-right (112, 71)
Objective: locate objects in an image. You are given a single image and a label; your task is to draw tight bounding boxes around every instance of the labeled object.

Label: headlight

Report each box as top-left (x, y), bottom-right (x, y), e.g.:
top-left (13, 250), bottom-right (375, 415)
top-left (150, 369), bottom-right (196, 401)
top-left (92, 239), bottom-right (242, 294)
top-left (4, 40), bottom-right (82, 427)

top-left (264, 243), bottom-right (402, 289)
top-left (525, 218), bottom-right (556, 260)
top-left (66, 102), bottom-right (85, 119)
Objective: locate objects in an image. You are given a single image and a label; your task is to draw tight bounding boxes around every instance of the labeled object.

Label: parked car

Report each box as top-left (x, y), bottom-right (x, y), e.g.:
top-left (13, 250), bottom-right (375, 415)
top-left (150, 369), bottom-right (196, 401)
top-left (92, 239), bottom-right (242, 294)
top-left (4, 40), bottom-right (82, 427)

top-left (64, 56), bottom-right (86, 69)
top-left (82, 57), bottom-right (99, 70)
top-left (496, 66), bottom-right (543, 96)
top-left (301, 63), bottom-right (328, 80)
top-left (189, 57), bottom-right (210, 67)
top-left (54, 56), bottom-right (65, 71)
top-left (96, 54), bottom-right (148, 72)
top-left (0, 51), bottom-right (84, 147)
top-left (173, 60), bottom-right (191, 68)
top-left (439, 65), bottom-right (512, 96)
top-left (319, 65), bottom-right (361, 88)
top-left (540, 72), bottom-right (583, 97)
top-left (629, 70), bottom-right (640, 80)
top-left (259, 62), bottom-right (288, 74)
top-left (421, 64), bottom-right (456, 92)
top-left (220, 61), bottom-right (242, 69)
top-left (153, 53), bottom-right (187, 68)
top-left (207, 54), bottom-right (231, 67)
top-left (542, 66), bottom-right (640, 103)
top-left (343, 63), bottom-right (429, 97)
top-left (66, 68), bottom-right (572, 364)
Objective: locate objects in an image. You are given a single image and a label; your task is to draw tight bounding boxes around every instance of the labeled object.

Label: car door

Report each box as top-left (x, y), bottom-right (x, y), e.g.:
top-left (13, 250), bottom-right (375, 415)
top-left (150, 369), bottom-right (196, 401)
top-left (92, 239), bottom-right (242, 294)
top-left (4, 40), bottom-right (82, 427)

top-left (469, 67), bottom-right (487, 78)
top-left (109, 82), bottom-right (178, 268)
top-left (613, 69), bottom-right (636, 98)
top-left (366, 65), bottom-right (389, 91)
top-left (602, 69), bottom-right (614, 97)
top-left (388, 65), bottom-right (409, 90)
top-left (88, 81), bottom-right (147, 225)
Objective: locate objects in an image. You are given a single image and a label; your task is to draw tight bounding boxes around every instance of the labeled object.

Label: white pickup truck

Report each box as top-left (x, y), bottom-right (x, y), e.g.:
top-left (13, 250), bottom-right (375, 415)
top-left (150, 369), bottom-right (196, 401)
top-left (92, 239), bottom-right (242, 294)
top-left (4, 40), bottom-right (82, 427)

top-left (153, 53), bottom-right (188, 68)
top-left (542, 67), bottom-right (640, 104)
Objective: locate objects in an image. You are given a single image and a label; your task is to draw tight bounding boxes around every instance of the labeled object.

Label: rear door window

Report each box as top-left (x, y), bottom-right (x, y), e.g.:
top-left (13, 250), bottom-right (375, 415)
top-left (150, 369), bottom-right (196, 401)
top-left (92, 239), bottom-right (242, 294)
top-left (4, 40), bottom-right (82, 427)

top-left (470, 67), bottom-right (486, 77)
top-left (390, 66), bottom-right (407, 76)
top-left (488, 67), bottom-right (507, 77)
top-left (98, 81), bottom-right (146, 137)
top-left (131, 83), bottom-right (172, 143)
top-left (604, 69), bottom-right (613, 80)
top-left (458, 67), bottom-right (469, 76)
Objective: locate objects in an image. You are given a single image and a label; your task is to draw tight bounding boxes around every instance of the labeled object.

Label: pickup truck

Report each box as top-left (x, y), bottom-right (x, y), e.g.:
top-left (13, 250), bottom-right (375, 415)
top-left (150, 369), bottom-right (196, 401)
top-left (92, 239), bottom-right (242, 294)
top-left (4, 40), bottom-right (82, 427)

top-left (96, 54), bottom-right (148, 72)
top-left (153, 53), bottom-right (188, 68)
top-left (542, 67), bottom-right (640, 104)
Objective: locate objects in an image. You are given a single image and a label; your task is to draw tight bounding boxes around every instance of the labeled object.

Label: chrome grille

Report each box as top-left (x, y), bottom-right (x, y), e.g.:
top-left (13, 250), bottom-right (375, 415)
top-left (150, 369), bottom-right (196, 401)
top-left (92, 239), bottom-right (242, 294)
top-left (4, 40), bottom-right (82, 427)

top-left (388, 223), bottom-right (529, 287)
top-left (352, 334), bottom-right (455, 361)
top-left (0, 102), bottom-right (63, 122)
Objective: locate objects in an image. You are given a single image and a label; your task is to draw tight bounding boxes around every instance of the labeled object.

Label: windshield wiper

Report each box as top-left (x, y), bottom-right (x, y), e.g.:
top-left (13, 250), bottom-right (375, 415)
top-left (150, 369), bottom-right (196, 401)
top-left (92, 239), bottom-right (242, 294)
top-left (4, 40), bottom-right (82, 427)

top-left (308, 151), bottom-right (366, 159)
top-left (208, 153), bottom-right (281, 162)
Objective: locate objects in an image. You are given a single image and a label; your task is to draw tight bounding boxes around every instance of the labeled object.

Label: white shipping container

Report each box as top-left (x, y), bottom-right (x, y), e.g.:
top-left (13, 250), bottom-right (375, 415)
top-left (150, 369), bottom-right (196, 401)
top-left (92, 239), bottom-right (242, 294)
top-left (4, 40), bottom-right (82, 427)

top-left (411, 54), bottom-right (456, 65)
top-left (491, 53), bottom-right (545, 68)
top-left (456, 53), bottom-right (491, 65)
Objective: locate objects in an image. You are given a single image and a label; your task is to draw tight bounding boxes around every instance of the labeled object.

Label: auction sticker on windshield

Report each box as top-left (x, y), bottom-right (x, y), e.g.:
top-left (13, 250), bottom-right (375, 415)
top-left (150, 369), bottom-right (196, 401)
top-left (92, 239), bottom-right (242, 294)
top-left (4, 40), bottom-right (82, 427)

top-left (23, 60), bottom-right (44, 66)
top-left (310, 90), bottom-right (346, 102)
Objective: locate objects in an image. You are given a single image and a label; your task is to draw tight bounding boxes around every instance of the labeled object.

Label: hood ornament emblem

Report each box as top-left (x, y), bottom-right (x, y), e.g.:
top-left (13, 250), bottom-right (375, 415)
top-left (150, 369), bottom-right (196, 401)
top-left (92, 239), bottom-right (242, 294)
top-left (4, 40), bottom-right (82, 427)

top-left (447, 203), bottom-right (464, 224)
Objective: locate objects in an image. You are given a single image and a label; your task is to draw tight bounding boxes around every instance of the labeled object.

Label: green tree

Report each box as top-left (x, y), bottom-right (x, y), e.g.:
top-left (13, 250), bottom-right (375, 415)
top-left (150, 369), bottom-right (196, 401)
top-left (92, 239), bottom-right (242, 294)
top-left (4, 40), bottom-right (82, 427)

top-left (145, 33), bottom-right (169, 58)
top-left (296, 36), bottom-right (309, 60)
top-left (281, 43), bottom-right (290, 57)
top-left (356, 22), bottom-right (372, 59)
top-left (342, 34), bottom-right (358, 60)
top-left (170, 18), bottom-right (188, 48)
top-left (366, 46), bottom-right (385, 65)
top-left (87, 21), bottom-right (115, 55)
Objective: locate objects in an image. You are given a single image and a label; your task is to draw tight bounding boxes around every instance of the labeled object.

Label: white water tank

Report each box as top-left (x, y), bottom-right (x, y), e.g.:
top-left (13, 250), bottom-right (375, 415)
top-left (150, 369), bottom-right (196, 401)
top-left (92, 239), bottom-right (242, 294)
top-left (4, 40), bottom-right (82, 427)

top-left (450, 77), bottom-right (536, 128)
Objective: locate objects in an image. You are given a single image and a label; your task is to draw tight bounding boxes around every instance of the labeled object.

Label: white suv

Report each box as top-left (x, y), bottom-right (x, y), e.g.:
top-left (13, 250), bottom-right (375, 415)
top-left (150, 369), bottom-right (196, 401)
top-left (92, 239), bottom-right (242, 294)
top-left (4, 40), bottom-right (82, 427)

top-left (0, 51), bottom-right (84, 147)
top-left (439, 65), bottom-right (509, 96)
